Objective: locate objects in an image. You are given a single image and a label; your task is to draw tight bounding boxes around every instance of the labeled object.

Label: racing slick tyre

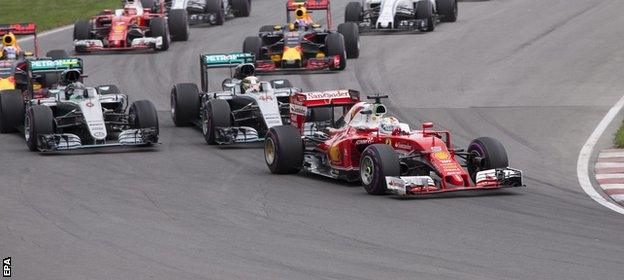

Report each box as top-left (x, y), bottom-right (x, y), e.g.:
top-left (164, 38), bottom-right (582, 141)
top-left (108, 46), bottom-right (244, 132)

top-left (168, 9), bottom-right (190, 42)
top-left (243, 36), bottom-right (263, 60)
top-left (325, 33), bottom-right (347, 71)
top-left (265, 125), bottom-right (303, 174)
top-left (25, 105), bottom-right (54, 152)
top-left (270, 79), bottom-right (292, 89)
top-left (0, 90), bottom-right (25, 133)
top-left (46, 49), bottom-right (69, 59)
top-left (129, 100), bottom-right (159, 131)
top-left (141, 0), bottom-right (157, 12)
top-left (206, 0), bottom-right (226, 25)
top-left (73, 20), bottom-right (92, 52)
top-left (415, 0), bottom-right (435, 32)
top-left (345, 2), bottom-right (363, 22)
top-left (202, 99), bottom-right (232, 145)
top-left (437, 0), bottom-right (458, 22)
top-left (259, 25), bottom-right (275, 32)
top-left (467, 137), bottom-right (509, 180)
top-left (231, 0), bottom-right (251, 17)
top-left (171, 83), bottom-right (200, 127)
top-left (149, 17), bottom-right (170, 51)
top-left (337, 22), bottom-right (360, 59)
top-left (360, 144), bottom-right (401, 195)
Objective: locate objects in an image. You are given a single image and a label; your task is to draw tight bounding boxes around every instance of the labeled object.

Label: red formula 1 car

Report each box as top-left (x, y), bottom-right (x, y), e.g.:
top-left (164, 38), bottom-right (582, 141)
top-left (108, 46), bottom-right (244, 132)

top-left (264, 92), bottom-right (523, 196)
top-left (242, 0), bottom-right (359, 72)
top-left (73, 0), bottom-right (188, 53)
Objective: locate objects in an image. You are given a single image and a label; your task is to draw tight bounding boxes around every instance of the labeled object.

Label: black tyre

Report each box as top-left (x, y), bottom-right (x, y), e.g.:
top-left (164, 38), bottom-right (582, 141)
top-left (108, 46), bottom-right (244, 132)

top-left (345, 1), bottom-right (363, 22)
top-left (243, 36), bottom-right (262, 59)
top-left (46, 49), bottom-right (69, 59)
top-left (259, 25), bottom-right (275, 32)
top-left (141, 0), bottom-right (156, 12)
top-left (0, 90), bottom-right (25, 133)
top-left (206, 0), bottom-right (225, 25)
top-left (325, 33), bottom-right (347, 71)
top-left (337, 22), bottom-right (359, 59)
top-left (202, 99), bottom-right (231, 145)
top-left (415, 0), bottom-right (435, 32)
top-left (360, 144), bottom-right (401, 195)
top-left (129, 100), bottom-right (159, 131)
top-left (467, 137), bottom-right (509, 180)
top-left (25, 105), bottom-right (54, 152)
top-left (437, 0), bottom-right (457, 22)
top-left (270, 79), bottom-right (292, 89)
top-left (96, 84), bottom-right (121, 95)
top-left (168, 9), bottom-right (189, 41)
top-left (149, 17), bottom-right (170, 51)
top-left (265, 125), bottom-right (303, 174)
top-left (171, 83), bottom-right (200, 127)
top-left (231, 0), bottom-right (251, 17)
top-left (73, 20), bottom-right (91, 40)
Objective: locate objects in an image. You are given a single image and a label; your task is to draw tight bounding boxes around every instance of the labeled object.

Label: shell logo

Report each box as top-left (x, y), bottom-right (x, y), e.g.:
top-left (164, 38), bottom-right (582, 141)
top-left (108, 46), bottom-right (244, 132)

top-left (385, 138), bottom-right (392, 145)
top-left (433, 151), bottom-right (450, 160)
top-left (329, 144), bottom-right (340, 162)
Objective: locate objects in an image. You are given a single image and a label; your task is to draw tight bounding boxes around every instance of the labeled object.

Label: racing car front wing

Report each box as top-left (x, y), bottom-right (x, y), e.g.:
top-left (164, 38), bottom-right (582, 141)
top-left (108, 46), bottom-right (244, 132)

top-left (385, 168), bottom-right (524, 196)
top-left (356, 19), bottom-right (430, 33)
top-left (254, 55), bottom-right (342, 73)
top-left (36, 128), bottom-right (159, 152)
top-left (74, 37), bottom-right (164, 52)
top-left (215, 126), bottom-right (262, 144)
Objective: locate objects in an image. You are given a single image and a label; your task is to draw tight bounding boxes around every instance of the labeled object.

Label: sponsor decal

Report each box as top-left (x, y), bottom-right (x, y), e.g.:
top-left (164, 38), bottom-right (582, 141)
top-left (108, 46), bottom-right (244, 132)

top-left (29, 59), bottom-right (81, 70)
top-left (394, 142), bottom-right (412, 151)
top-left (85, 101), bottom-right (94, 108)
top-left (433, 151), bottom-right (450, 160)
top-left (355, 138), bottom-right (373, 145)
top-left (385, 138), bottom-right (392, 145)
top-left (431, 146), bottom-right (442, 152)
top-left (3, 257), bottom-right (10, 277)
top-left (258, 94), bottom-right (274, 101)
top-left (289, 104), bottom-right (307, 115)
top-left (203, 53), bottom-right (253, 65)
top-left (93, 132), bottom-right (105, 138)
top-left (304, 90), bottom-right (350, 100)
top-left (329, 144), bottom-right (340, 162)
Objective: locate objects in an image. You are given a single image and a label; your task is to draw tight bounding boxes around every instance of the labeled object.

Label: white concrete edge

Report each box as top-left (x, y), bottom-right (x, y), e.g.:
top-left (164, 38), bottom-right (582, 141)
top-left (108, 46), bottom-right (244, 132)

top-left (595, 162), bottom-right (624, 168)
top-left (598, 151), bottom-right (624, 158)
top-left (595, 173), bottom-right (624, 179)
top-left (577, 94), bottom-right (624, 215)
top-left (18, 24), bottom-right (73, 43)
top-left (610, 194), bottom-right (624, 201)
top-left (599, 184), bottom-right (624, 190)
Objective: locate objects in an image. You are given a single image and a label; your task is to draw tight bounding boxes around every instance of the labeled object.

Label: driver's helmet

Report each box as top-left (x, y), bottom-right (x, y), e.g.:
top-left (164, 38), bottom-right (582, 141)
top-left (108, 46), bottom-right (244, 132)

top-left (65, 82), bottom-right (86, 100)
top-left (124, 5), bottom-right (138, 16)
top-left (2, 46), bottom-right (17, 60)
top-left (380, 116), bottom-right (400, 134)
top-left (241, 76), bottom-right (261, 93)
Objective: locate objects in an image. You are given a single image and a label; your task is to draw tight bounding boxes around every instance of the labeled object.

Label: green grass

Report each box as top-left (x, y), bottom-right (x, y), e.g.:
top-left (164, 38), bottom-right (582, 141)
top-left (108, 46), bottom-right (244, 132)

top-left (615, 121), bottom-right (624, 148)
top-left (0, 0), bottom-right (121, 32)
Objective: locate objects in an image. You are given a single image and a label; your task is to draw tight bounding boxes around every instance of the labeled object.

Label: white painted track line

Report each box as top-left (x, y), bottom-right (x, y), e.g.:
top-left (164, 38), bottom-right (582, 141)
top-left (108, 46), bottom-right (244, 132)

top-left (577, 94), bottom-right (624, 215)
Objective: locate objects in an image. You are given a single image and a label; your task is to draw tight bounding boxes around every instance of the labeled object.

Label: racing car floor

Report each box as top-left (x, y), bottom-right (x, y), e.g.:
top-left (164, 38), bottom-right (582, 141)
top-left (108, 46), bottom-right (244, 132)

top-left (2, 0), bottom-right (624, 279)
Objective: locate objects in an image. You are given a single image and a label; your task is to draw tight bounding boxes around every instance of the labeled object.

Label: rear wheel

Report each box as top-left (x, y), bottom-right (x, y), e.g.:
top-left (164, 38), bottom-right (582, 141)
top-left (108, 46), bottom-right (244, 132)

top-left (345, 2), bottom-right (363, 22)
top-left (360, 144), bottom-right (401, 195)
top-left (168, 9), bottom-right (189, 41)
top-left (0, 90), bottom-right (25, 133)
top-left (415, 0), bottom-right (435, 32)
top-left (129, 100), bottom-right (159, 131)
top-left (73, 20), bottom-right (91, 40)
top-left (141, 0), bottom-right (157, 12)
top-left (46, 49), bottom-right (69, 59)
top-left (437, 0), bottom-right (457, 22)
top-left (467, 137), bottom-right (509, 180)
top-left (25, 105), bottom-right (54, 152)
top-left (243, 36), bottom-right (263, 59)
top-left (231, 0), bottom-right (251, 17)
top-left (325, 33), bottom-right (347, 71)
top-left (171, 83), bottom-right (200, 127)
top-left (149, 17), bottom-right (170, 51)
top-left (337, 22), bottom-right (359, 59)
top-left (265, 125), bottom-right (303, 174)
top-left (202, 99), bottom-right (231, 144)
top-left (206, 0), bottom-right (225, 25)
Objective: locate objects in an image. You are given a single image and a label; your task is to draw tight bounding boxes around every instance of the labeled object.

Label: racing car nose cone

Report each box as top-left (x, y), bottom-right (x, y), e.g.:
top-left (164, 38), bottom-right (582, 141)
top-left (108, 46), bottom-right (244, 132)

top-left (449, 175), bottom-right (464, 186)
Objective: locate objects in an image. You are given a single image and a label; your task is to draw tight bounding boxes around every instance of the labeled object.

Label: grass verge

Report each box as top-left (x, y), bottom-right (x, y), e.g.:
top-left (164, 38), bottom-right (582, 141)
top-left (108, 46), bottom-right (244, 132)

top-left (615, 121), bottom-right (624, 148)
top-left (0, 0), bottom-right (121, 32)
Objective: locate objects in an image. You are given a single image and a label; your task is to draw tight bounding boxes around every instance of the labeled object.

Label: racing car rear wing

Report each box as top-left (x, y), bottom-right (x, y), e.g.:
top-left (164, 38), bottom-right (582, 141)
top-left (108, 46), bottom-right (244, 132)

top-left (0, 23), bottom-right (38, 56)
top-left (286, 0), bottom-right (331, 28)
top-left (26, 58), bottom-right (84, 98)
top-left (199, 52), bottom-right (254, 92)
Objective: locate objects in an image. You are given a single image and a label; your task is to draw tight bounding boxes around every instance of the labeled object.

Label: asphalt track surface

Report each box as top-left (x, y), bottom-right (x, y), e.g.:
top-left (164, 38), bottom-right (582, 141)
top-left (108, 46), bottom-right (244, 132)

top-left (2, 0), bottom-right (624, 279)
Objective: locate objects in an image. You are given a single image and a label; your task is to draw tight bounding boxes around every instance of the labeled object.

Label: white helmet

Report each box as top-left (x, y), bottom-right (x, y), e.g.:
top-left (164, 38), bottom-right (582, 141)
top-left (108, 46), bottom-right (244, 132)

top-left (242, 76), bottom-right (261, 93)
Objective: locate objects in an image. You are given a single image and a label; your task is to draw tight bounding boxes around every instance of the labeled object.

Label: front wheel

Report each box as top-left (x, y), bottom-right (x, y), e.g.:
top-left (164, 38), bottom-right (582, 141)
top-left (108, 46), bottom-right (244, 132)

top-left (337, 22), bottom-right (360, 59)
top-left (325, 33), bottom-right (347, 71)
top-left (415, 1), bottom-right (435, 32)
top-left (149, 17), bottom-right (170, 51)
top-left (0, 90), bottom-right (25, 133)
top-left (25, 105), bottom-right (54, 151)
top-left (202, 99), bottom-right (231, 145)
top-left (265, 125), bottom-right (303, 174)
top-left (168, 9), bottom-right (189, 41)
top-left (436, 0), bottom-right (458, 22)
top-left (171, 83), bottom-right (200, 127)
top-left (231, 0), bottom-right (251, 17)
top-left (206, 0), bottom-right (225, 25)
top-left (467, 137), bottom-right (509, 180)
top-left (360, 144), bottom-right (401, 195)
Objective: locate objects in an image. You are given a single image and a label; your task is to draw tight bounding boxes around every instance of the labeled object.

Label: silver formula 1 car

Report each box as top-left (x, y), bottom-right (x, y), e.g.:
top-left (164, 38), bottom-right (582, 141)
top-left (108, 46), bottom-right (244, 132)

top-left (344, 0), bottom-right (457, 32)
top-left (0, 57), bottom-right (159, 152)
top-left (170, 52), bottom-right (300, 145)
top-left (165, 0), bottom-right (251, 25)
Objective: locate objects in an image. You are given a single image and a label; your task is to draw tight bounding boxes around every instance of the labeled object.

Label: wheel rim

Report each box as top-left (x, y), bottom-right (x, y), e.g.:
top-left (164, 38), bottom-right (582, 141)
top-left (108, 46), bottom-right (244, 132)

top-left (170, 94), bottom-right (176, 119)
top-left (360, 156), bottom-right (374, 185)
top-left (202, 110), bottom-right (210, 136)
top-left (265, 138), bottom-right (276, 165)
top-left (24, 114), bottom-right (31, 142)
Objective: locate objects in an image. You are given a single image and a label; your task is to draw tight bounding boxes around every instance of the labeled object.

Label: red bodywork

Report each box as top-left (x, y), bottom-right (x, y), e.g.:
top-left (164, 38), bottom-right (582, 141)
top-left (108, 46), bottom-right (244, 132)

top-left (286, 0), bottom-right (332, 28)
top-left (77, 2), bottom-right (166, 52)
top-left (289, 91), bottom-right (515, 195)
top-left (0, 23), bottom-right (38, 56)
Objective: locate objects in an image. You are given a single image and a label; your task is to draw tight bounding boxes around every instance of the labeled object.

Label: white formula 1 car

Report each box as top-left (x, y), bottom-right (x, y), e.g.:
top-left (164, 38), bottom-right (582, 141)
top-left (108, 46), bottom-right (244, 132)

top-left (170, 52), bottom-right (301, 145)
top-left (344, 0), bottom-right (457, 32)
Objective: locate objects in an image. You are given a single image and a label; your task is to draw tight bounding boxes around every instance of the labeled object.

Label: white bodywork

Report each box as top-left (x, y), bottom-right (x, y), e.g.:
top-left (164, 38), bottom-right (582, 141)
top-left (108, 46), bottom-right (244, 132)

top-left (363, 0), bottom-right (436, 28)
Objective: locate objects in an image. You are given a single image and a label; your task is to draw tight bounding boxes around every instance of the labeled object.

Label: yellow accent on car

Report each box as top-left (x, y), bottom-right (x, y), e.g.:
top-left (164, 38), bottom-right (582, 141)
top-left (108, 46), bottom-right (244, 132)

top-left (282, 46), bottom-right (301, 62)
top-left (0, 77), bottom-right (15, 90)
top-left (271, 54), bottom-right (282, 62)
top-left (316, 52), bottom-right (325, 58)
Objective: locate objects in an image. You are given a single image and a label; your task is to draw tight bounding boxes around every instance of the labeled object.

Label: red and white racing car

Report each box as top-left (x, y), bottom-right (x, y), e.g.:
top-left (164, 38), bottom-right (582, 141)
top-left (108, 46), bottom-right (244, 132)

top-left (73, 0), bottom-right (188, 53)
top-left (264, 91), bottom-right (523, 196)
